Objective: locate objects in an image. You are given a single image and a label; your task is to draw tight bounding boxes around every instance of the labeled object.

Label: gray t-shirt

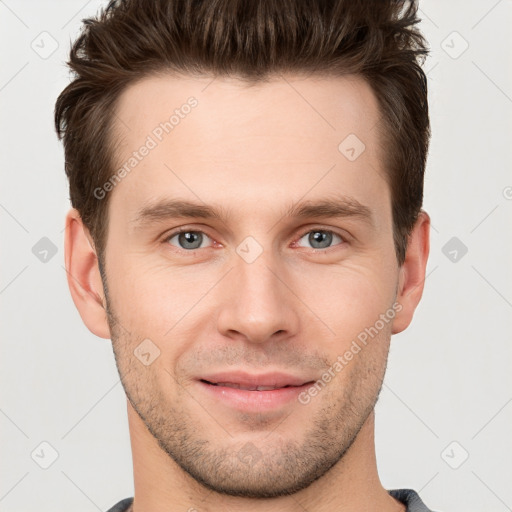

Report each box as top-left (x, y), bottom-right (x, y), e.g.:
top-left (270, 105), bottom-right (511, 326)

top-left (105, 489), bottom-right (436, 511)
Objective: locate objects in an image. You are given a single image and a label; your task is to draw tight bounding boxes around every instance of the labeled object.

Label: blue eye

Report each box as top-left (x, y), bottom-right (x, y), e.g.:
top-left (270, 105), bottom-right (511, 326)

top-left (167, 230), bottom-right (212, 250)
top-left (164, 228), bottom-right (345, 253)
top-left (296, 230), bottom-right (343, 249)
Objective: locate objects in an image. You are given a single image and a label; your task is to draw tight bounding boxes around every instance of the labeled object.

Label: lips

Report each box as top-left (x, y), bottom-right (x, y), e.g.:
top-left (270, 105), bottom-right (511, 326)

top-left (202, 381), bottom-right (297, 391)
top-left (198, 371), bottom-right (313, 391)
top-left (197, 371), bottom-right (316, 412)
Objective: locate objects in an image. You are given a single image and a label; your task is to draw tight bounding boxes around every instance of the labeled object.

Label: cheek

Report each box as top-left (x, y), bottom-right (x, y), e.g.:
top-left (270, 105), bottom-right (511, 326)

top-left (291, 258), bottom-right (397, 341)
top-left (107, 257), bottom-right (221, 337)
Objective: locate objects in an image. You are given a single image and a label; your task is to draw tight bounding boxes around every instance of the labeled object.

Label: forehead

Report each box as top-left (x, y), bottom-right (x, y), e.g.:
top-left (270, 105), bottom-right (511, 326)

top-left (108, 73), bottom-right (389, 225)
top-left (113, 72), bottom-right (381, 152)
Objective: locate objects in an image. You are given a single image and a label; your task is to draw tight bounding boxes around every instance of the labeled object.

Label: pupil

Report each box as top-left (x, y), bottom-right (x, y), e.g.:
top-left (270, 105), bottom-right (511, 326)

top-left (179, 232), bottom-right (202, 249)
top-left (309, 231), bottom-right (331, 249)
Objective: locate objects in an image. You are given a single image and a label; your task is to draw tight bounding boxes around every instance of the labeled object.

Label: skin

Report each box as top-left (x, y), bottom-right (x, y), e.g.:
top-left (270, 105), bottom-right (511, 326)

top-left (65, 73), bottom-right (430, 512)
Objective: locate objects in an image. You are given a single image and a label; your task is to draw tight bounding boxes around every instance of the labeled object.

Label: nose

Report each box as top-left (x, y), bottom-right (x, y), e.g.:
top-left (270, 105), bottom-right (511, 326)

top-left (216, 249), bottom-right (300, 345)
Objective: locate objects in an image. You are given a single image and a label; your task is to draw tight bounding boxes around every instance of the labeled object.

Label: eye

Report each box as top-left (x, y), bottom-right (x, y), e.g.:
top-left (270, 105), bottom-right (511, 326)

top-left (295, 229), bottom-right (344, 250)
top-left (163, 227), bottom-right (345, 253)
top-left (166, 230), bottom-right (213, 250)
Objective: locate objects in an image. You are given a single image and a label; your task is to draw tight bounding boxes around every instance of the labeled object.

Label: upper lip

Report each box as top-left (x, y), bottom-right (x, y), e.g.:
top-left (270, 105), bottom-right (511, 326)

top-left (198, 371), bottom-right (314, 389)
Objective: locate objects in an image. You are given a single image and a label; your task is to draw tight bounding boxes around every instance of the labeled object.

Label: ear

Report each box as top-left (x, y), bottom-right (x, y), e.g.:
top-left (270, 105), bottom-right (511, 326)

top-left (391, 210), bottom-right (430, 334)
top-left (64, 208), bottom-right (111, 339)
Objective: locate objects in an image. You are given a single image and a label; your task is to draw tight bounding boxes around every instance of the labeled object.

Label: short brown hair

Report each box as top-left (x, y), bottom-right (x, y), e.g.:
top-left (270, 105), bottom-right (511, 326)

top-left (55, 0), bottom-right (429, 266)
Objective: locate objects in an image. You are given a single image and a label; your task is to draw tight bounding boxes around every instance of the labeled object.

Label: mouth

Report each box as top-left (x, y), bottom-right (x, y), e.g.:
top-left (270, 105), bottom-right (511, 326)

top-left (196, 371), bottom-right (316, 411)
top-left (200, 380), bottom-right (309, 391)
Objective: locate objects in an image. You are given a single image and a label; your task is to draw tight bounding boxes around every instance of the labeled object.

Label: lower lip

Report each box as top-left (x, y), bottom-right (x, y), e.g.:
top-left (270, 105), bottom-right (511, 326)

top-left (197, 380), bottom-right (313, 412)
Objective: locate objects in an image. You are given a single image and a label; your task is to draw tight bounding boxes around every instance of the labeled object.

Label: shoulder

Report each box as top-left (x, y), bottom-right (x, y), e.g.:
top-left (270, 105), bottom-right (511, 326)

top-left (104, 497), bottom-right (134, 512)
top-left (389, 489), bottom-right (439, 512)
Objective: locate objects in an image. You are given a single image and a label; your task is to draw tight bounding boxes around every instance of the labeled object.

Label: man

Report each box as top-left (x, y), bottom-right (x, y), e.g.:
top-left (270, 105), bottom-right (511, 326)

top-left (55, 0), bottom-right (434, 510)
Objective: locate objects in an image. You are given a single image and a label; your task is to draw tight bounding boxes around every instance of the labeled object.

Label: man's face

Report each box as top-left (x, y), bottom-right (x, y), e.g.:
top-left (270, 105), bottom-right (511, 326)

top-left (102, 74), bottom-right (401, 497)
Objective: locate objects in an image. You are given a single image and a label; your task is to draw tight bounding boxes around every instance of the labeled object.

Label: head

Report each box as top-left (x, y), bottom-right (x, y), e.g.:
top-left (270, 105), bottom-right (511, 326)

top-left (58, 0), bottom-right (430, 499)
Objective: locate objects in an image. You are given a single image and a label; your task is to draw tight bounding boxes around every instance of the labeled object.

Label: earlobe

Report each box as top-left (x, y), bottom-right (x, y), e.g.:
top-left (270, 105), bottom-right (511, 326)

top-left (391, 210), bottom-right (430, 334)
top-left (64, 208), bottom-right (111, 339)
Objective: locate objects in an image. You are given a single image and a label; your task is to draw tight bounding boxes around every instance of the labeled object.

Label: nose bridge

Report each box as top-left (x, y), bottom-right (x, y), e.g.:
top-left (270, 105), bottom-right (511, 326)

top-left (216, 243), bottom-right (299, 343)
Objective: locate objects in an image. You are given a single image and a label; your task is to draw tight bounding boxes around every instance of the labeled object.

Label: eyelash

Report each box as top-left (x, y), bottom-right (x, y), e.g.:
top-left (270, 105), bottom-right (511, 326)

top-left (163, 226), bottom-right (347, 254)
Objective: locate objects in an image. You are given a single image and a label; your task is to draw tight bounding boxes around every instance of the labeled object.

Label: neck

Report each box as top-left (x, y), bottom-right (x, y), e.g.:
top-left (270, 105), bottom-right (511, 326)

top-left (127, 400), bottom-right (404, 512)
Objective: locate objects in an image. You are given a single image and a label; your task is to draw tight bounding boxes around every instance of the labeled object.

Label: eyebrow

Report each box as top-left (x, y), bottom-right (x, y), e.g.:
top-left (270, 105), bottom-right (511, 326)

top-left (131, 196), bottom-right (374, 230)
top-left (286, 197), bottom-right (373, 226)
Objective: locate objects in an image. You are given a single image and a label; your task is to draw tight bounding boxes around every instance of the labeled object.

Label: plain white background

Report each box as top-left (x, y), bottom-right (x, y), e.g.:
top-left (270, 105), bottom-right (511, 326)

top-left (1, 1), bottom-right (511, 511)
